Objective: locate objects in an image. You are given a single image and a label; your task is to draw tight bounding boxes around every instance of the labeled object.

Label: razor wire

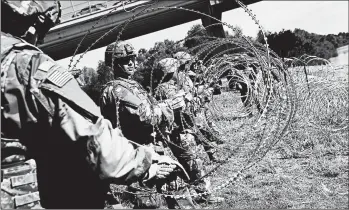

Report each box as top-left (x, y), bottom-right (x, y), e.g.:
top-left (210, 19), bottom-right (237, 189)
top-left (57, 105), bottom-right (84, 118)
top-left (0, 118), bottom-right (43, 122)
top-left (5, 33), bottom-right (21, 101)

top-left (67, 0), bottom-right (324, 203)
top-left (286, 55), bottom-right (348, 133)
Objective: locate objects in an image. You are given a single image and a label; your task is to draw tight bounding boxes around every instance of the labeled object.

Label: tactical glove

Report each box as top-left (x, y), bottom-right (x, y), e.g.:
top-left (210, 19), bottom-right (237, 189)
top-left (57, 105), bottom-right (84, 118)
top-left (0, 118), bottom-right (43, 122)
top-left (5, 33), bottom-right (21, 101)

top-left (145, 157), bottom-right (177, 181)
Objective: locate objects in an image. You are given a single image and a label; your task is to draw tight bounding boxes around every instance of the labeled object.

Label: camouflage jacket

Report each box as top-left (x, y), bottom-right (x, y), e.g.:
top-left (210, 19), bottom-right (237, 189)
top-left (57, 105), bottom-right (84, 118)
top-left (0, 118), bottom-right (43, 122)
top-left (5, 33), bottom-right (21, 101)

top-left (155, 79), bottom-right (198, 131)
top-left (1, 32), bottom-right (155, 209)
top-left (100, 78), bottom-right (174, 146)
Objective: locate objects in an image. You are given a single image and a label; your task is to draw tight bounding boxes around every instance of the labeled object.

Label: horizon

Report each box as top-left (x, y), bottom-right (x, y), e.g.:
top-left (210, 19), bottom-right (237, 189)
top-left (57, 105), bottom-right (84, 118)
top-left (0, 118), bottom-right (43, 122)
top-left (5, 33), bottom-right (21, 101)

top-left (57, 1), bottom-right (349, 70)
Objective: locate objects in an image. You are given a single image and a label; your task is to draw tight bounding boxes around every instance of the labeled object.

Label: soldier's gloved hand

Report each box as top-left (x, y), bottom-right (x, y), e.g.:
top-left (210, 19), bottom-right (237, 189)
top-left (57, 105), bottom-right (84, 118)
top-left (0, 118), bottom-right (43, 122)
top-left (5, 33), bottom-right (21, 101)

top-left (146, 163), bottom-right (177, 180)
top-left (157, 156), bottom-right (190, 181)
top-left (156, 163), bottom-right (177, 179)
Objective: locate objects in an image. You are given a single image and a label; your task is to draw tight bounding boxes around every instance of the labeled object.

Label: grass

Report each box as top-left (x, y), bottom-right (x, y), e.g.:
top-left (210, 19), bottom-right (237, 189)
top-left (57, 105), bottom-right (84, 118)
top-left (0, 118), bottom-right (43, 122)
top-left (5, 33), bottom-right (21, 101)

top-left (107, 65), bottom-right (348, 209)
top-left (201, 64), bottom-right (348, 209)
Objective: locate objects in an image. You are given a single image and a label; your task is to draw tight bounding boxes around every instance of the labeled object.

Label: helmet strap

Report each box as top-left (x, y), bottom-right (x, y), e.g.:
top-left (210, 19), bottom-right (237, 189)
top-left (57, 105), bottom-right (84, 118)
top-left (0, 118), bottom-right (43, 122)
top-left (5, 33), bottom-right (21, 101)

top-left (114, 64), bottom-right (130, 79)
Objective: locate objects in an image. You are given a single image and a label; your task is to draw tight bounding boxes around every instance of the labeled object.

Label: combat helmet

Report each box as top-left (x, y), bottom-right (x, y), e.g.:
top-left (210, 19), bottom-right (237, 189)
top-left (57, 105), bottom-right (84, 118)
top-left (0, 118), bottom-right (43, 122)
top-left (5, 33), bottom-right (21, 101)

top-left (157, 58), bottom-right (179, 75)
top-left (173, 51), bottom-right (192, 66)
top-left (105, 41), bottom-right (137, 68)
top-left (1, 0), bottom-right (62, 43)
top-left (154, 58), bottom-right (180, 83)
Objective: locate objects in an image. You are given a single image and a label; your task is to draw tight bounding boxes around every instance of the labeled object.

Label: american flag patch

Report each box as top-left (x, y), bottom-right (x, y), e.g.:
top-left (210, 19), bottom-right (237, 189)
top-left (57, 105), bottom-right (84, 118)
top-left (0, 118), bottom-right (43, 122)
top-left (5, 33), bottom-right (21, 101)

top-left (47, 68), bottom-right (73, 87)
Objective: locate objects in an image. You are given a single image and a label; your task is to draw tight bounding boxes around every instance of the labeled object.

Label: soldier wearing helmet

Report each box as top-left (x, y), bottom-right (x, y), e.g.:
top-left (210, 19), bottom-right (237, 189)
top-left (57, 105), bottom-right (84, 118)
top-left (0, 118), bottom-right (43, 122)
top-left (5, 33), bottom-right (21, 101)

top-left (155, 58), bottom-right (225, 205)
top-left (173, 51), bottom-right (192, 65)
top-left (172, 56), bottom-right (224, 161)
top-left (173, 51), bottom-right (194, 74)
top-left (1, 0), bottom-right (61, 45)
top-left (105, 41), bottom-right (138, 78)
top-left (156, 58), bottom-right (220, 161)
top-left (101, 42), bottom-right (184, 132)
top-left (100, 45), bottom-right (195, 208)
top-left (1, 1), bottom-right (177, 209)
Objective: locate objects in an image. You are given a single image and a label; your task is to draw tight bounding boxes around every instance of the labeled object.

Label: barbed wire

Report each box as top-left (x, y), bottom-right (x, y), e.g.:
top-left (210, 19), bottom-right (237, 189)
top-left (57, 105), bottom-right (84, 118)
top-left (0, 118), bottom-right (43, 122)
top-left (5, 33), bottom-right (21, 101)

top-left (68, 0), bottom-right (315, 203)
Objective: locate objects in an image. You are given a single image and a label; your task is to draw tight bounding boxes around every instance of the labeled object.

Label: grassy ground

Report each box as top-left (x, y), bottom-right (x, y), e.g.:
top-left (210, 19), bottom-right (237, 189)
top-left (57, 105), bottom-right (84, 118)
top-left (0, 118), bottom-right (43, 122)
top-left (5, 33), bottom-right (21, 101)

top-left (202, 65), bottom-right (348, 209)
top-left (107, 65), bottom-right (348, 209)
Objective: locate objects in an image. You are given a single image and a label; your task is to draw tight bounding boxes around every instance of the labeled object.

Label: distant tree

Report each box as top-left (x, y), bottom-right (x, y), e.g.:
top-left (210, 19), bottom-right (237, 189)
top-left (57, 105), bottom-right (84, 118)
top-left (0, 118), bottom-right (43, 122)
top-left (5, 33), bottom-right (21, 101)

top-left (136, 48), bottom-right (148, 67)
top-left (142, 39), bottom-right (187, 68)
top-left (81, 60), bottom-right (113, 105)
top-left (337, 32), bottom-right (349, 46)
top-left (96, 61), bottom-right (113, 86)
top-left (274, 29), bottom-right (298, 59)
top-left (138, 48), bottom-right (147, 54)
top-left (184, 24), bottom-right (210, 50)
top-left (314, 40), bottom-right (338, 59)
top-left (183, 23), bottom-right (246, 62)
top-left (184, 24), bottom-right (239, 49)
top-left (80, 67), bottom-right (97, 86)
top-left (255, 29), bottom-right (271, 44)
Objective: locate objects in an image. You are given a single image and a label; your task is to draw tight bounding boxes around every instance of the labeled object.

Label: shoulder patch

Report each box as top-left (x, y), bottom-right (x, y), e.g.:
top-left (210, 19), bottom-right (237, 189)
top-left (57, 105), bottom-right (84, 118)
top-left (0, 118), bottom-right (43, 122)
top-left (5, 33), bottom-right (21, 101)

top-left (34, 61), bottom-right (73, 88)
top-left (46, 65), bottom-right (73, 88)
top-left (38, 61), bottom-right (55, 72)
top-left (114, 87), bottom-right (129, 99)
top-left (34, 60), bottom-right (54, 81)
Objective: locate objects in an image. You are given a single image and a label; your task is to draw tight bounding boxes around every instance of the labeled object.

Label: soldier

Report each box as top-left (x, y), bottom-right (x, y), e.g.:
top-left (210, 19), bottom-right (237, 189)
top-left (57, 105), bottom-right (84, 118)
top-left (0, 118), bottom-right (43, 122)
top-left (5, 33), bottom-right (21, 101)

top-left (174, 51), bottom-right (192, 67)
top-left (100, 42), bottom-right (195, 209)
top-left (190, 59), bottom-right (223, 142)
top-left (155, 58), bottom-right (225, 204)
top-left (173, 52), bottom-right (224, 160)
top-left (1, 1), bottom-right (178, 209)
top-left (100, 42), bottom-right (184, 147)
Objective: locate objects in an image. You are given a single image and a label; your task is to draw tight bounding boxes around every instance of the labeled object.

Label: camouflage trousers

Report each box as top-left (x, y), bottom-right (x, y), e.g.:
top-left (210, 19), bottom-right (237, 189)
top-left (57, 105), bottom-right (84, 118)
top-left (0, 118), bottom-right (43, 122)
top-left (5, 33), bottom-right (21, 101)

top-left (1, 159), bottom-right (42, 209)
top-left (167, 128), bottom-right (212, 202)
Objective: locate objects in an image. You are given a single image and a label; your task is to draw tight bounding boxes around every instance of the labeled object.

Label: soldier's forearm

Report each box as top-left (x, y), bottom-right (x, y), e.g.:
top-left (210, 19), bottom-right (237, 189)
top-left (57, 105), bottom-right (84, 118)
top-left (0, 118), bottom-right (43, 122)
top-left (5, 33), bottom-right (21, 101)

top-left (88, 118), bottom-right (153, 184)
top-left (58, 100), bottom-right (153, 184)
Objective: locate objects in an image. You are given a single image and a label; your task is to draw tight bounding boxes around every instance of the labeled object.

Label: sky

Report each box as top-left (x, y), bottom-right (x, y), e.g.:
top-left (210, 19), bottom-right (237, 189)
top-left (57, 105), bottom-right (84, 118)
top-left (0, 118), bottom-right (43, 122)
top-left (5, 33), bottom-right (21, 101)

top-left (57, 1), bottom-right (349, 70)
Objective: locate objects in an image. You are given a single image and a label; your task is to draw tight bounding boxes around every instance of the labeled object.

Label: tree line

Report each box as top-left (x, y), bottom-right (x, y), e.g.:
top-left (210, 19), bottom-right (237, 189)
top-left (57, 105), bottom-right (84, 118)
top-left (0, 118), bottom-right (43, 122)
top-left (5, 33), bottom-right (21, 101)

top-left (257, 29), bottom-right (349, 60)
top-left (78, 24), bottom-right (348, 105)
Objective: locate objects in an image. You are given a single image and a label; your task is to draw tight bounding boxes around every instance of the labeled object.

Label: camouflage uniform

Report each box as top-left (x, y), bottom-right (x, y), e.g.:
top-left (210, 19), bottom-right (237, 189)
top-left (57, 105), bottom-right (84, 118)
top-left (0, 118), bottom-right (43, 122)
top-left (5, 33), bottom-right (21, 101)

top-left (1, 1), bottom-right (169, 208)
top-left (155, 62), bottom-right (215, 203)
top-left (175, 57), bottom-right (221, 161)
top-left (100, 45), bottom-right (195, 209)
top-left (191, 60), bottom-right (224, 147)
